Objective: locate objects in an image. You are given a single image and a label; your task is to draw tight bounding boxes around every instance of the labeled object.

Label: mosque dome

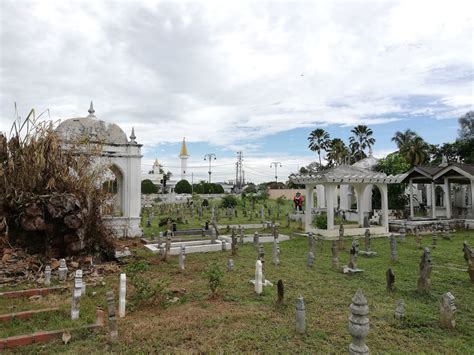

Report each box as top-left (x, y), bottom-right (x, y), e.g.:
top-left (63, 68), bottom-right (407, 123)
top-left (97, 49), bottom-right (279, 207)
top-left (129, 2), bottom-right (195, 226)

top-left (55, 102), bottom-right (129, 145)
top-left (352, 150), bottom-right (379, 171)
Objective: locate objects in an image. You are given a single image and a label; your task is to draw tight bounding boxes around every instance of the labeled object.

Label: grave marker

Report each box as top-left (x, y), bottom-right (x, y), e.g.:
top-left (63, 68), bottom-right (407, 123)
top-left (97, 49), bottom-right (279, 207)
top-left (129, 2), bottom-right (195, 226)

top-left (348, 289), bottom-right (369, 355)
top-left (119, 273), bottom-right (126, 317)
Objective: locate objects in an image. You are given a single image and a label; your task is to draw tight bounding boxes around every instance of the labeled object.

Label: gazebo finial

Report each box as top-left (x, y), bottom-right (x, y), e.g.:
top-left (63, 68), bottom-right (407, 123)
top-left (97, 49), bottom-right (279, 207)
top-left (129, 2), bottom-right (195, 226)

top-left (130, 127), bottom-right (136, 144)
top-left (88, 101), bottom-right (95, 117)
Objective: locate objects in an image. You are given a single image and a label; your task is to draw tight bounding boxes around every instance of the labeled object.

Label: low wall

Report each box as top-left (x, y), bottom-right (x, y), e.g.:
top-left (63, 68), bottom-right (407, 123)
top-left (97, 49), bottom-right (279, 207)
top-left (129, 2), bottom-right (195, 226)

top-left (268, 189), bottom-right (305, 200)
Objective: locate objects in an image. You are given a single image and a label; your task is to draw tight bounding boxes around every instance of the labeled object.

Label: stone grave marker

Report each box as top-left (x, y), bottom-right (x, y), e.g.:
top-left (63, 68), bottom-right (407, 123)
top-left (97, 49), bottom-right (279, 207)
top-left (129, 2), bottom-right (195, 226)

top-left (106, 291), bottom-right (118, 343)
top-left (71, 270), bottom-right (82, 320)
top-left (440, 292), bottom-right (456, 329)
top-left (227, 259), bottom-right (234, 272)
top-left (295, 296), bottom-right (305, 334)
top-left (307, 251), bottom-right (315, 268)
top-left (277, 280), bottom-right (284, 305)
top-left (390, 234), bottom-right (397, 262)
top-left (417, 248), bottom-right (432, 293)
top-left (58, 258), bottom-right (68, 282)
top-left (255, 260), bottom-right (263, 295)
top-left (44, 265), bottom-right (51, 286)
top-left (394, 299), bottom-right (405, 320)
top-left (462, 241), bottom-right (474, 282)
top-left (386, 268), bottom-right (395, 291)
top-left (119, 273), bottom-right (126, 317)
top-left (348, 289), bottom-right (369, 355)
top-left (272, 239), bottom-right (280, 265)
top-left (179, 245), bottom-right (186, 272)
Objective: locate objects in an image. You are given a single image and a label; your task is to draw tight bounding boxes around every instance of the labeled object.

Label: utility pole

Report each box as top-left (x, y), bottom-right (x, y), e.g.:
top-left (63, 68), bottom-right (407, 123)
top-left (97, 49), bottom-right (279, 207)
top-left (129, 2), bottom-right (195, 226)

top-left (191, 172), bottom-right (194, 194)
top-left (236, 151), bottom-right (243, 192)
top-left (203, 153), bottom-right (216, 184)
top-left (270, 162), bottom-right (282, 184)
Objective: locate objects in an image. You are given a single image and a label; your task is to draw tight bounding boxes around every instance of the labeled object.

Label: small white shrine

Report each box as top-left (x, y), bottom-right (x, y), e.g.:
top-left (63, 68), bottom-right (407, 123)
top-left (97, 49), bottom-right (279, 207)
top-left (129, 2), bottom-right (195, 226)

top-left (291, 163), bottom-right (404, 237)
top-left (55, 102), bottom-right (142, 238)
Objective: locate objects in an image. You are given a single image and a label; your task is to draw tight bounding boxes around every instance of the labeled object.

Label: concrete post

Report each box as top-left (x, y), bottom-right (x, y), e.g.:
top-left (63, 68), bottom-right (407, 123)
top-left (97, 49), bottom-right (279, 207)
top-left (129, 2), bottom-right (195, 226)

top-left (379, 184), bottom-right (389, 233)
top-left (444, 178), bottom-right (452, 219)
top-left (326, 184), bottom-right (336, 231)
top-left (431, 182), bottom-right (437, 219)
top-left (409, 179), bottom-right (414, 218)
top-left (305, 184), bottom-right (313, 231)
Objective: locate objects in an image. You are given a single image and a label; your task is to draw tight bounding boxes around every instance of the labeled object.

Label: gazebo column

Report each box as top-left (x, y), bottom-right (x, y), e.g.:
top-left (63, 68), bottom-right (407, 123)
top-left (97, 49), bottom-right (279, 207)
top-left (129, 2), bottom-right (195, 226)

top-left (377, 184), bottom-right (389, 233)
top-left (431, 182), bottom-right (437, 219)
top-left (325, 184), bottom-right (336, 230)
top-left (354, 185), bottom-right (366, 227)
top-left (470, 180), bottom-right (474, 217)
top-left (409, 179), bottom-right (414, 218)
top-left (305, 184), bottom-right (314, 231)
top-left (444, 178), bottom-right (452, 219)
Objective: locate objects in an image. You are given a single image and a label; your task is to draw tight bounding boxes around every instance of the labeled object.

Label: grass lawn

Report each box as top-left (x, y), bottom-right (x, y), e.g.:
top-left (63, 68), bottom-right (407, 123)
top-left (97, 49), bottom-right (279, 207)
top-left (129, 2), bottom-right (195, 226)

top-left (1, 224), bottom-right (473, 353)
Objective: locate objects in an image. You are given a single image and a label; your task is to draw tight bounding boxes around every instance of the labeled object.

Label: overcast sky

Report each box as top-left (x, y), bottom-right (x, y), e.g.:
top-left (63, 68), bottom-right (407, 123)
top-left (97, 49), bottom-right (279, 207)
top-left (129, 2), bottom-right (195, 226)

top-left (0, 0), bottom-right (472, 183)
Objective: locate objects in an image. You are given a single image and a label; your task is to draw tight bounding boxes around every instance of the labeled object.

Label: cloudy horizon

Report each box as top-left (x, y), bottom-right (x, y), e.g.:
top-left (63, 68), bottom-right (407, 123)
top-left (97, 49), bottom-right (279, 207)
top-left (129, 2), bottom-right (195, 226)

top-left (1, 0), bottom-right (472, 183)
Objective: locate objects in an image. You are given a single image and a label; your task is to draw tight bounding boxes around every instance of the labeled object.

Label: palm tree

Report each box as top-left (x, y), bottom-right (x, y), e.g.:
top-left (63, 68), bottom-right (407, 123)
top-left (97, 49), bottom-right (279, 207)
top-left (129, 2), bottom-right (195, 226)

top-left (326, 138), bottom-right (349, 166)
top-left (401, 136), bottom-right (430, 166)
top-left (391, 129), bottom-right (417, 150)
top-left (349, 125), bottom-right (375, 161)
top-left (308, 128), bottom-right (330, 166)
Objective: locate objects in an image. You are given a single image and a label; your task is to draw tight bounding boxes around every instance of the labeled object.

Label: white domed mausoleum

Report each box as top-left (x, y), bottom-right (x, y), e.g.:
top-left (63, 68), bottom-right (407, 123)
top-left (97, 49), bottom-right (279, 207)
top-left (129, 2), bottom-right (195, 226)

top-left (55, 102), bottom-right (143, 238)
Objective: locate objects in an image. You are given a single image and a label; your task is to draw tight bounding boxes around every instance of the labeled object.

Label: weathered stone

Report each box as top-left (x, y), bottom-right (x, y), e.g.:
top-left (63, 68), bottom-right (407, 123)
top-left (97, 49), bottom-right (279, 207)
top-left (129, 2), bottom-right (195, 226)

top-left (308, 232), bottom-right (315, 254)
top-left (44, 265), bottom-right (51, 286)
top-left (307, 251), bottom-right (315, 268)
top-left (227, 259), bottom-right (234, 272)
top-left (386, 268), bottom-right (395, 291)
top-left (106, 291), bottom-right (118, 343)
top-left (58, 259), bottom-right (68, 282)
top-left (338, 223), bottom-right (345, 251)
top-left (462, 241), bottom-right (474, 282)
top-left (277, 279), bottom-right (284, 305)
top-left (331, 240), bottom-right (339, 270)
top-left (399, 225), bottom-right (406, 242)
top-left (210, 227), bottom-right (217, 244)
top-left (348, 289), bottom-right (369, 355)
top-left (440, 292), bottom-right (456, 329)
top-left (432, 231), bottom-right (438, 249)
top-left (415, 228), bottom-right (422, 249)
top-left (364, 229), bottom-right (371, 252)
top-left (119, 273), bottom-right (126, 318)
top-left (296, 296), bottom-right (305, 334)
top-left (253, 231), bottom-right (259, 246)
top-left (178, 246), bottom-right (186, 272)
top-left (239, 226), bottom-right (245, 245)
top-left (390, 234), bottom-right (397, 262)
top-left (71, 269), bottom-right (82, 320)
top-left (272, 239), bottom-right (280, 266)
top-left (348, 239), bottom-right (359, 270)
top-left (231, 228), bottom-right (238, 256)
top-left (394, 299), bottom-right (405, 320)
top-left (417, 248), bottom-right (432, 293)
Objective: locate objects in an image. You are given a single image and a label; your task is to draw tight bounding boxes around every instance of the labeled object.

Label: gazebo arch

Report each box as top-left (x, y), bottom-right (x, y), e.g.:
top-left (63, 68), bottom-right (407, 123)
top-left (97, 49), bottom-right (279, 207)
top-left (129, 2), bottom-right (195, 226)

top-left (291, 165), bottom-right (403, 237)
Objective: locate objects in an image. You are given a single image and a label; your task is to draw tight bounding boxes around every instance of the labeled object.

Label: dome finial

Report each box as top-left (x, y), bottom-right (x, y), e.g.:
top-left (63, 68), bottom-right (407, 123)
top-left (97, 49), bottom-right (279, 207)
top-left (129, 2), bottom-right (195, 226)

top-left (88, 101), bottom-right (95, 116)
top-left (130, 127), bottom-right (136, 144)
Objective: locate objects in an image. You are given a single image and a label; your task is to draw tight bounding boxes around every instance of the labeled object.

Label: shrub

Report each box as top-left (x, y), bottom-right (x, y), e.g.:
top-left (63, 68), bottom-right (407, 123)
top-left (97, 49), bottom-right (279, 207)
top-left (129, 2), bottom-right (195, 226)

top-left (141, 179), bottom-right (158, 194)
top-left (314, 213), bottom-right (327, 229)
top-left (221, 195), bottom-right (239, 208)
top-left (204, 262), bottom-right (224, 297)
top-left (129, 275), bottom-right (168, 310)
top-left (175, 179), bottom-right (192, 194)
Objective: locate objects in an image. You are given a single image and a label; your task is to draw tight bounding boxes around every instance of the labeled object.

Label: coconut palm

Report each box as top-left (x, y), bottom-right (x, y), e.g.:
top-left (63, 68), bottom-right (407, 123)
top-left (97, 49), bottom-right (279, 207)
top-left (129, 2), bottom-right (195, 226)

top-left (401, 136), bottom-right (430, 166)
top-left (308, 128), bottom-right (330, 166)
top-left (391, 129), bottom-right (417, 150)
top-left (326, 138), bottom-right (349, 166)
top-left (349, 125), bottom-right (375, 161)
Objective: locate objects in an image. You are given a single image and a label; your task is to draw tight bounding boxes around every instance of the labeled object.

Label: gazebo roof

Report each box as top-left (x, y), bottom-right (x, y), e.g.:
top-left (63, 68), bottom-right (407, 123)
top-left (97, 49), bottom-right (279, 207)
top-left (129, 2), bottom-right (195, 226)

top-left (290, 164), bottom-right (405, 185)
top-left (401, 163), bottom-right (474, 183)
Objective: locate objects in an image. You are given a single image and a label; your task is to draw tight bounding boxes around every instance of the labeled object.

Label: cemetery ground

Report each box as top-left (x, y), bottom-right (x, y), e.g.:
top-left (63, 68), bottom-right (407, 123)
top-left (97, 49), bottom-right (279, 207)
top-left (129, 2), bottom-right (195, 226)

top-left (1, 201), bottom-right (473, 353)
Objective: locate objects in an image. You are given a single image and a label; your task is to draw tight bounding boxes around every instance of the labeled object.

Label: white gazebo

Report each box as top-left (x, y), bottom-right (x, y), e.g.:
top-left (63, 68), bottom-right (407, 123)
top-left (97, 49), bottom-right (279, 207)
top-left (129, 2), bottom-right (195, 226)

top-left (55, 102), bottom-right (143, 238)
top-left (290, 164), bottom-right (404, 237)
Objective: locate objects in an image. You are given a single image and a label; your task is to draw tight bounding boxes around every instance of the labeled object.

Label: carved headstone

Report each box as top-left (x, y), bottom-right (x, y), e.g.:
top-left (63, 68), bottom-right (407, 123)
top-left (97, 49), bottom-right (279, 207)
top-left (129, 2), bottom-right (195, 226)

top-left (394, 299), bottom-right (405, 320)
top-left (304, 242), bottom-right (315, 263)
top-left (277, 279), bottom-right (284, 305)
top-left (231, 228), bottom-right (238, 256)
top-left (440, 292), bottom-right (456, 329)
top-left (253, 231), bottom-right (259, 246)
top-left (462, 241), bottom-right (474, 282)
top-left (210, 227), bottom-right (217, 244)
top-left (296, 296), bottom-right (306, 334)
top-left (390, 234), bottom-right (397, 262)
top-left (348, 239), bottom-right (359, 270)
top-left (331, 240), bottom-right (339, 270)
top-left (272, 239), bottom-right (280, 266)
top-left (417, 248), bottom-right (432, 293)
top-left (227, 259), bottom-right (234, 272)
top-left (106, 291), bottom-right (118, 343)
top-left (58, 259), bottom-right (68, 282)
top-left (178, 245), bottom-right (186, 272)
top-left (71, 270), bottom-right (82, 320)
top-left (348, 289), bottom-right (369, 355)
top-left (386, 268), bottom-right (395, 291)
top-left (44, 265), bottom-right (51, 286)
top-left (364, 229), bottom-right (371, 252)
top-left (338, 223), bottom-right (345, 251)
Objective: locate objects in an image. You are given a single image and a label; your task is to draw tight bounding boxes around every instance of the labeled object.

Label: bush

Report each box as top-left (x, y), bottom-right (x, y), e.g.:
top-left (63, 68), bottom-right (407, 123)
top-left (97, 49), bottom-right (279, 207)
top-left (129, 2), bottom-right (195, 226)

top-left (204, 262), bottom-right (224, 297)
top-left (221, 195), bottom-right (239, 208)
top-left (141, 179), bottom-right (158, 194)
top-left (314, 213), bottom-right (327, 229)
top-left (129, 275), bottom-right (168, 310)
top-left (244, 183), bottom-right (257, 193)
top-left (175, 179), bottom-right (192, 194)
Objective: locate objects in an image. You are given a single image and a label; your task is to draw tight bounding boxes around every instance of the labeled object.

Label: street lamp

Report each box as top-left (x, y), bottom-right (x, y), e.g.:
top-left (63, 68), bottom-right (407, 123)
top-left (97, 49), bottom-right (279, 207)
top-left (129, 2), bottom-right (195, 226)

top-left (270, 162), bottom-right (282, 184)
top-left (204, 153), bottom-right (217, 184)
